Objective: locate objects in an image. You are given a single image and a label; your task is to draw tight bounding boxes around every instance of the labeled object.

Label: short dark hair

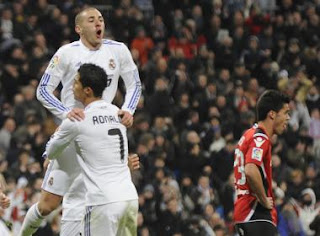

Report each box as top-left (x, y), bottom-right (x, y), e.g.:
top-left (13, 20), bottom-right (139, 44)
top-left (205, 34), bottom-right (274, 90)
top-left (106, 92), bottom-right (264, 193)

top-left (78, 63), bottom-right (108, 97)
top-left (256, 90), bottom-right (290, 121)
top-left (75, 7), bottom-right (98, 25)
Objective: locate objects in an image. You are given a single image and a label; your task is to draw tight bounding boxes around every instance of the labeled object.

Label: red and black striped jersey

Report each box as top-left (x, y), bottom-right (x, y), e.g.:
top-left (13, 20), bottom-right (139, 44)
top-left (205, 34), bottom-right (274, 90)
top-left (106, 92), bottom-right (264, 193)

top-left (233, 124), bottom-right (277, 226)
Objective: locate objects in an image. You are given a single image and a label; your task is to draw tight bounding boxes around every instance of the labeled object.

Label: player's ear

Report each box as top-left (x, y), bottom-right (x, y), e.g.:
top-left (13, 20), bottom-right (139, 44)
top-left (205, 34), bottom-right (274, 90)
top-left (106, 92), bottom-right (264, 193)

top-left (75, 25), bottom-right (81, 35)
top-left (84, 87), bottom-right (93, 95)
top-left (269, 110), bottom-right (276, 120)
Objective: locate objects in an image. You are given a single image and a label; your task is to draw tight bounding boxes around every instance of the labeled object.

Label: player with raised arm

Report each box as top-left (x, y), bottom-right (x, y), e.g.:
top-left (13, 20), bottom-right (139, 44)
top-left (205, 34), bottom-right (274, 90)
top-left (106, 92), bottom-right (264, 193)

top-left (47, 63), bottom-right (138, 235)
top-left (234, 90), bottom-right (290, 235)
top-left (19, 7), bottom-right (141, 236)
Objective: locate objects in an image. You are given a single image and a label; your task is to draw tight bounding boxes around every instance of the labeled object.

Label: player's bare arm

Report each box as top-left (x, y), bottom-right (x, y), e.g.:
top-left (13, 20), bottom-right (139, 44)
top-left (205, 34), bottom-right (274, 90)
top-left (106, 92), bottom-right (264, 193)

top-left (43, 158), bottom-right (50, 172)
top-left (245, 163), bottom-right (273, 209)
top-left (128, 154), bottom-right (140, 171)
top-left (118, 110), bottom-right (133, 128)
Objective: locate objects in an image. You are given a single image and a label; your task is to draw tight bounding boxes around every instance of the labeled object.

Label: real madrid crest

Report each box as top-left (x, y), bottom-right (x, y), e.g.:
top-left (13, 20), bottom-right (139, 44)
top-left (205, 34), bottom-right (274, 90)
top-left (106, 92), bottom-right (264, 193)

top-left (109, 59), bottom-right (116, 70)
top-left (48, 177), bottom-right (54, 186)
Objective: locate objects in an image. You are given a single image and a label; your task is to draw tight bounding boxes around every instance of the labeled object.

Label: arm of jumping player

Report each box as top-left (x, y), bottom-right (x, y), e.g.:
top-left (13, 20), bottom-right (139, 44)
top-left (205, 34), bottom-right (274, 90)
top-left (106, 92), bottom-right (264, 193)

top-left (36, 47), bottom-right (71, 120)
top-left (116, 43), bottom-right (142, 128)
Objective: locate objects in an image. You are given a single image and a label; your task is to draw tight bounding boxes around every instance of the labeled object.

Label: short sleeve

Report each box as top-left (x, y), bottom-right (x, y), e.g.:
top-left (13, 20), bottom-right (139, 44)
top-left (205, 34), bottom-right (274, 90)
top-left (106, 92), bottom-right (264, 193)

top-left (245, 133), bottom-right (270, 166)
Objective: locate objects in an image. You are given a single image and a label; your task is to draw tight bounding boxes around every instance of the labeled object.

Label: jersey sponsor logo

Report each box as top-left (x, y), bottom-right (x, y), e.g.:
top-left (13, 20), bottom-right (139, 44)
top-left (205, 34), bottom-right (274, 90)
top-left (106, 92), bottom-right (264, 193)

top-left (109, 59), bottom-right (116, 70)
top-left (252, 147), bottom-right (263, 161)
top-left (49, 56), bottom-right (59, 69)
top-left (254, 137), bottom-right (265, 147)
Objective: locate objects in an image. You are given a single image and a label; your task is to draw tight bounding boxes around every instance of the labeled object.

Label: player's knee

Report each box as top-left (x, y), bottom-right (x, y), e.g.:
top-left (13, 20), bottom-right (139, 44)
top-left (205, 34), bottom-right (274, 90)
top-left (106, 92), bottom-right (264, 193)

top-left (38, 191), bottom-right (62, 216)
top-left (37, 202), bottom-right (54, 216)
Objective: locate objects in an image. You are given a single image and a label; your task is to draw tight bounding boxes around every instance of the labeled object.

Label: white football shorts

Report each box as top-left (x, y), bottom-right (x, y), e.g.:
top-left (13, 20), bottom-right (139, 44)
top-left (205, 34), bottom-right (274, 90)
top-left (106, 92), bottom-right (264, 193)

top-left (41, 142), bottom-right (86, 221)
top-left (81, 200), bottom-right (138, 236)
top-left (60, 220), bottom-right (81, 236)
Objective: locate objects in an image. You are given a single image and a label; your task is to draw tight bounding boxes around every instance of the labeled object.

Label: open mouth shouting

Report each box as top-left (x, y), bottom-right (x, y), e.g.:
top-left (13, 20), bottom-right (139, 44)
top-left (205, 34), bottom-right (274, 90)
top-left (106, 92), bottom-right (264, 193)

top-left (96, 29), bottom-right (102, 39)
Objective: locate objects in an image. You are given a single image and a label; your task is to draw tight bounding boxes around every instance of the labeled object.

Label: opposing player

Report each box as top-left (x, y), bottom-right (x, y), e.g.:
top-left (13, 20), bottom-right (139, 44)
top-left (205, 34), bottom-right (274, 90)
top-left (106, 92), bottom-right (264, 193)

top-left (233, 90), bottom-right (290, 235)
top-left (19, 7), bottom-right (141, 236)
top-left (47, 63), bottom-right (138, 235)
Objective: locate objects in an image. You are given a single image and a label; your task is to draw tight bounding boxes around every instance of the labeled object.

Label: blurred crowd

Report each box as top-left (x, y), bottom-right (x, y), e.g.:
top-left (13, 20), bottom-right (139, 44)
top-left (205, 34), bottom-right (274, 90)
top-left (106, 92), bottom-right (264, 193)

top-left (0, 0), bottom-right (320, 235)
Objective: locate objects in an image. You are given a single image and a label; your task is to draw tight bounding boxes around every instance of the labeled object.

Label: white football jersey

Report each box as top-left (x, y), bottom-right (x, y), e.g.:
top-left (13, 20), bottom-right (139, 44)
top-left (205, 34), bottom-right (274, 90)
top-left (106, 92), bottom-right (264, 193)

top-left (47, 100), bottom-right (138, 205)
top-left (37, 39), bottom-right (141, 120)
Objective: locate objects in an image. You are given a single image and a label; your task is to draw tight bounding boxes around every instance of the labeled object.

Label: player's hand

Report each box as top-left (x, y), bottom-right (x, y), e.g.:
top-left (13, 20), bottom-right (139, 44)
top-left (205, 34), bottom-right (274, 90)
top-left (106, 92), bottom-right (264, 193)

top-left (0, 185), bottom-right (10, 209)
top-left (0, 193), bottom-right (10, 209)
top-left (262, 197), bottom-right (273, 210)
top-left (118, 110), bottom-right (133, 128)
top-left (67, 108), bottom-right (85, 121)
top-left (43, 158), bottom-right (50, 172)
top-left (128, 154), bottom-right (140, 171)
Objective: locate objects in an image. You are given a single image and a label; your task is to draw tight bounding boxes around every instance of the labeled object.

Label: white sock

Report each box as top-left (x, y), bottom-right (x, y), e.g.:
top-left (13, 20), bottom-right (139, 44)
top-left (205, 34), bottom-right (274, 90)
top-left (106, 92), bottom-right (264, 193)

top-left (19, 203), bottom-right (44, 236)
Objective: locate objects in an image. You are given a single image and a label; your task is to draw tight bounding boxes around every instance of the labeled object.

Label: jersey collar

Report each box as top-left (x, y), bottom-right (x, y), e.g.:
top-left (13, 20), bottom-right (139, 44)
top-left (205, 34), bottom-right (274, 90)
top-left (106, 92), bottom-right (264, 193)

top-left (253, 123), bottom-right (270, 139)
top-left (85, 100), bottom-right (106, 110)
top-left (79, 39), bottom-right (102, 52)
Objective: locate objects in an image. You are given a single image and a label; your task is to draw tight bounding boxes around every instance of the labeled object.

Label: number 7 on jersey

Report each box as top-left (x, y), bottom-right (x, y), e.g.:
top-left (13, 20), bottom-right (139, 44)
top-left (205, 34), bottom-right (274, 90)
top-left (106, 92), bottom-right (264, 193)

top-left (108, 128), bottom-right (125, 163)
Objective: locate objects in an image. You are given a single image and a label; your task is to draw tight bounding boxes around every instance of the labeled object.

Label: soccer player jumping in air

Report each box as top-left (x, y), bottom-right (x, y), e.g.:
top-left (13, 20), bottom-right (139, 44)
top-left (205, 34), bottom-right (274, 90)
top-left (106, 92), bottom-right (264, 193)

top-left (19, 7), bottom-right (141, 236)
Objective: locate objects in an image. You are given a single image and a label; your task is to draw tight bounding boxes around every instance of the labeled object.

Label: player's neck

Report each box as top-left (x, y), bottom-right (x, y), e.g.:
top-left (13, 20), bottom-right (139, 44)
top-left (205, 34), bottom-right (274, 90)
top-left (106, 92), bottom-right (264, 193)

top-left (257, 120), bottom-right (273, 138)
top-left (84, 97), bottom-right (102, 107)
top-left (80, 38), bottom-right (101, 50)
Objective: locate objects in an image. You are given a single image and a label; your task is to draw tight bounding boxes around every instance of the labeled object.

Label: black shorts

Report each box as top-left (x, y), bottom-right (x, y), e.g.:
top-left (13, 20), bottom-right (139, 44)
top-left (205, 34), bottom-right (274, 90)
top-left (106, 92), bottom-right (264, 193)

top-left (235, 221), bottom-right (278, 236)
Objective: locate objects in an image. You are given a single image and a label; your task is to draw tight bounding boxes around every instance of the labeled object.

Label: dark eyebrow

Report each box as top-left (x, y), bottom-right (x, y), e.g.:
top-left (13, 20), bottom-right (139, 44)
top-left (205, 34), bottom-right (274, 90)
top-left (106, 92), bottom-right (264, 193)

top-left (87, 15), bottom-right (103, 21)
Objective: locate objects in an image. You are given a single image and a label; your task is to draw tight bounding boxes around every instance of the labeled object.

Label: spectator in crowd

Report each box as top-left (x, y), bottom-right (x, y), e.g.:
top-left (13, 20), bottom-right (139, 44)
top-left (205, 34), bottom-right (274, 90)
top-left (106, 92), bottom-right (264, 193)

top-left (131, 26), bottom-right (154, 67)
top-left (0, 118), bottom-right (16, 157)
top-left (291, 188), bottom-right (320, 235)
